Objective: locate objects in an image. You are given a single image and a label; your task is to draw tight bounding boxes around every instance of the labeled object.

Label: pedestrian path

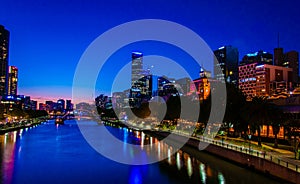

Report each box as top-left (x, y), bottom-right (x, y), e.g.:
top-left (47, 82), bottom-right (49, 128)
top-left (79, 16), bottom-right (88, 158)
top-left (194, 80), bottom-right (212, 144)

top-left (171, 129), bottom-right (300, 173)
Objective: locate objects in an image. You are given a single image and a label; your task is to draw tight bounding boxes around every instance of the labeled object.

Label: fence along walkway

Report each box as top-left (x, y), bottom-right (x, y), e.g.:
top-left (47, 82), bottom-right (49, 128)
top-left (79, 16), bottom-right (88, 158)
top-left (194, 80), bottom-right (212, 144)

top-left (169, 129), bottom-right (300, 173)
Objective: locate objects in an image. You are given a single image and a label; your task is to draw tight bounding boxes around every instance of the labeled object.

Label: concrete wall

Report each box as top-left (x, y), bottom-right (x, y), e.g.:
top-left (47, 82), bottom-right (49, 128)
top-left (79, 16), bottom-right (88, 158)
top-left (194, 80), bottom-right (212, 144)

top-left (187, 137), bottom-right (300, 184)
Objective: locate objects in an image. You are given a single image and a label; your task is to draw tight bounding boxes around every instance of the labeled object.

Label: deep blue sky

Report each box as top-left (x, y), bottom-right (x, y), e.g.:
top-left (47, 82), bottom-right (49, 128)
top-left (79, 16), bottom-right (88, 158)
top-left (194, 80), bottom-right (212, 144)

top-left (0, 0), bottom-right (299, 102)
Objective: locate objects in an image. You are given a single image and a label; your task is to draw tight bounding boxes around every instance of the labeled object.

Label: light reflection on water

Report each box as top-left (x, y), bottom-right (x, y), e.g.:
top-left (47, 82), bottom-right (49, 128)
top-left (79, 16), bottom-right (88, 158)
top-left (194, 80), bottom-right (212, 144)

top-left (0, 120), bottom-right (282, 184)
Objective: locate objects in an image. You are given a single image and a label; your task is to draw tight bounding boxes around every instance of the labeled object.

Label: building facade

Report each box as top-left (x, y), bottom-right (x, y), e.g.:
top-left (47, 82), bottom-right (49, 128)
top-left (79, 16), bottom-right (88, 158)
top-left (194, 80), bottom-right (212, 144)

top-left (214, 46), bottom-right (239, 85)
top-left (239, 63), bottom-right (293, 99)
top-left (0, 25), bottom-right (9, 96)
top-left (131, 52), bottom-right (143, 87)
top-left (274, 48), bottom-right (299, 85)
top-left (7, 66), bottom-right (18, 95)
top-left (190, 69), bottom-right (211, 101)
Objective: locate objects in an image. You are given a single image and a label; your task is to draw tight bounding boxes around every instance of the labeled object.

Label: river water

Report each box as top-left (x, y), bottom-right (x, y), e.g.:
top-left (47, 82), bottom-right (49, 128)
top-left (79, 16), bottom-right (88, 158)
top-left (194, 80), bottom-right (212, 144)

top-left (0, 120), bottom-right (281, 184)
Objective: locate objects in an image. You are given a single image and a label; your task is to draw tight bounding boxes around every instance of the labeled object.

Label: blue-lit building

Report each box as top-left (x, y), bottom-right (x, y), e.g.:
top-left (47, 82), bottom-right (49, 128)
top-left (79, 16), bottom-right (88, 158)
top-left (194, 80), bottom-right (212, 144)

top-left (214, 46), bottom-right (239, 85)
top-left (57, 99), bottom-right (65, 111)
top-left (241, 50), bottom-right (273, 65)
top-left (66, 100), bottom-right (73, 111)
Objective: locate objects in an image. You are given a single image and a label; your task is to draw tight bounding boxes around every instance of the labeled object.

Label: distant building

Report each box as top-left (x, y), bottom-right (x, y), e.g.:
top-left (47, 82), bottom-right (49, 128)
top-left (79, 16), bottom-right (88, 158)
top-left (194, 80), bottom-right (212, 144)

top-left (66, 100), bottom-right (73, 111)
top-left (30, 100), bottom-right (37, 110)
top-left (7, 66), bottom-right (18, 95)
top-left (274, 48), bottom-right (299, 85)
top-left (283, 51), bottom-right (299, 85)
top-left (176, 77), bottom-right (191, 96)
top-left (23, 96), bottom-right (31, 110)
top-left (0, 25), bottom-right (9, 96)
top-left (39, 103), bottom-right (47, 111)
top-left (130, 52), bottom-right (153, 107)
top-left (131, 52), bottom-right (143, 87)
top-left (274, 48), bottom-right (284, 66)
top-left (45, 101), bottom-right (55, 111)
top-left (241, 50), bottom-right (273, 65)
top-left (112, 92), bottom-right (126, 108)
top-left (214, 46), bottom-right (239, 85)
top-left (57, 99), bottom-right (65, 111)
top-left (190, 68), bottom-right (211, 101)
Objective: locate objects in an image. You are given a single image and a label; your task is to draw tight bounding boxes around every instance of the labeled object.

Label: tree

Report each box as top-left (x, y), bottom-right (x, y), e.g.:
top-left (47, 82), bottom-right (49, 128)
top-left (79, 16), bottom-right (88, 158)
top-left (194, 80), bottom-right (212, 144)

top-left (244, 96), bottom-right (274, 147)
top-left (223, 83), bottom-right (247, 137)
top-left (269, 104), bottom-right (286, 148)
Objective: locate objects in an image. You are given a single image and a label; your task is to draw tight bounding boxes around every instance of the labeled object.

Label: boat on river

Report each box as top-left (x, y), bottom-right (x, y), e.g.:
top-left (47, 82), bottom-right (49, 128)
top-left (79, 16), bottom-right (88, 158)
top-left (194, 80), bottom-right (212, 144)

top-left (55, 117), bottom-right (64, 125)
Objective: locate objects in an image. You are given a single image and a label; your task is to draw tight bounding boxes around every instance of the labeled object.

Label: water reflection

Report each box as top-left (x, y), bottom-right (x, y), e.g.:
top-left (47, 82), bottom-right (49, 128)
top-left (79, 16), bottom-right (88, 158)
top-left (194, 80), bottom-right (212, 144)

top-left (0, 131), bottom-right (17, 184)
top-left (0, 121), bottom-right (282, 184)
top-left (118, 128), bottom-right (227, 184)
top-left (115, 126), bottom-right (280, 184)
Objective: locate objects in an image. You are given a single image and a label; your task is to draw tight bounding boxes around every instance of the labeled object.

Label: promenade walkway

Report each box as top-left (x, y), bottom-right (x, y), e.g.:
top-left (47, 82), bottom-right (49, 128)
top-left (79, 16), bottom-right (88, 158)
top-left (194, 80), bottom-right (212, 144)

top-left (169, 130), bottom-right (300, 173)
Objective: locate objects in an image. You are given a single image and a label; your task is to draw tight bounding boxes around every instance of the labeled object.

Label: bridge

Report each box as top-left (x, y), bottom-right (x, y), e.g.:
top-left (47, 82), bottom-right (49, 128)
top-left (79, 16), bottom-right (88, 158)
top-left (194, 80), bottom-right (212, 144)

top-left (49, 111), bottom-right (75, 121)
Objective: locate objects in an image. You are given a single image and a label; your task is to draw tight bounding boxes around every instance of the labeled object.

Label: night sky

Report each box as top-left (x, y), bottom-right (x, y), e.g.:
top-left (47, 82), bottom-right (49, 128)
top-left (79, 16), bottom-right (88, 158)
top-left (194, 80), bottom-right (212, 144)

top-left (0, 0), bottom-right (299, 103)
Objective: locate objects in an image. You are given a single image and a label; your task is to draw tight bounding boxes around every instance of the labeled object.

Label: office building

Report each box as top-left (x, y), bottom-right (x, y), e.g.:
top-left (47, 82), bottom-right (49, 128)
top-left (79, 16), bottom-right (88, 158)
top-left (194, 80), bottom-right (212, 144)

top-left (131, 52), bottom-right (143, 87)
top-left (274, 48), bottom-right (284, 66)
top-left (0, 25), bottom-right (9, 96)
top-left (283, 51), bottom-right (299, 85)
top-left (239, 63), bottom-right (293, 99)
top-left (66, 100), bottom-right (73, 111)
top-left (7, 66), bottom-right (18, 95)
top-left (57, 99), bottom-right (65, 111)
top-left (214, 46), bottom-right (239, 85)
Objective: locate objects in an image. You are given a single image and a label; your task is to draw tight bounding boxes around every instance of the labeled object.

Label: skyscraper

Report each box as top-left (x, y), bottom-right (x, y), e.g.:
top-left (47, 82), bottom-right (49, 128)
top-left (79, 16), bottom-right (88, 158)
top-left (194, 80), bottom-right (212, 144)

top-left (8, 66), bottom-right (18, 95)
top-left (214, 46), bottom-right (239, 85)
top-left (283, 51), bottom-right (299, 85)
top-left (0, 25), bottom-right (9, 97)
top-left (57, 99), bottom-right (65, 111)
top-left (274, 47), bottom-right (299, 85)
top-left (131, 52), bottom-right (143, 87)
top-left (274, 48), bottom-right (284, 66)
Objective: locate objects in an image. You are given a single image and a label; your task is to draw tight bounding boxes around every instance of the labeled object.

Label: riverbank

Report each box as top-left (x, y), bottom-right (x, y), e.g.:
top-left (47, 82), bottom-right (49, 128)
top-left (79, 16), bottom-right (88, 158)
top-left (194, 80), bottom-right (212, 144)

top-left (0, 119), bottom-right (46, 134)
top-left (144, 130), bottom-right (300, 184)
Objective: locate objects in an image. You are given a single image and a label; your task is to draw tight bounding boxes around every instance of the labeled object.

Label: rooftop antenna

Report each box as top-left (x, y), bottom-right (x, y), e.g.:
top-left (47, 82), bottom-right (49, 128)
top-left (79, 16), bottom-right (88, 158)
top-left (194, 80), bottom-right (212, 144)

top-left (277, 32), bottom-right (280, 48)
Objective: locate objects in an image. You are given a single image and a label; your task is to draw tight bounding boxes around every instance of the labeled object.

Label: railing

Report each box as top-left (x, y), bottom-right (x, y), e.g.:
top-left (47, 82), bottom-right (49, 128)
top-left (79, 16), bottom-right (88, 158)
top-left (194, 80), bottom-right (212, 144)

top-left (168, 129), bottom-right (300, 173)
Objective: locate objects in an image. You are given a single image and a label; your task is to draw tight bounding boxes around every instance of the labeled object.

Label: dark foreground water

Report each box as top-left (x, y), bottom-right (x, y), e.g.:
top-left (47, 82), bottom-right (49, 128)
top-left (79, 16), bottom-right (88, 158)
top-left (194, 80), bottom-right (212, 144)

top-left (0, 120), bottom-right (281, 184)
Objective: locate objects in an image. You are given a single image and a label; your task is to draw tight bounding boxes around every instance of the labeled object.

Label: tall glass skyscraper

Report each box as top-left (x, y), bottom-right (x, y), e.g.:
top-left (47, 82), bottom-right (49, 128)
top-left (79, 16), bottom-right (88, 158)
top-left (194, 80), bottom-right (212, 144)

top-left (214, 46), bottom-right (239, 85)
top-left (0, 25), bottom-right (9, 96)
top-left (131, 52), bottom-right (143, 87)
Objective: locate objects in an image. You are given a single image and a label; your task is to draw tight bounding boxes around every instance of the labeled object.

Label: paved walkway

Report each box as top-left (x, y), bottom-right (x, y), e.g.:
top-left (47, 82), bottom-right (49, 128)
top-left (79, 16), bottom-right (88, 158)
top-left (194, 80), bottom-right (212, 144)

top-left (207, 136), bottom-right (300, 172)
top-left (171, 130), bottom-right (300, 172)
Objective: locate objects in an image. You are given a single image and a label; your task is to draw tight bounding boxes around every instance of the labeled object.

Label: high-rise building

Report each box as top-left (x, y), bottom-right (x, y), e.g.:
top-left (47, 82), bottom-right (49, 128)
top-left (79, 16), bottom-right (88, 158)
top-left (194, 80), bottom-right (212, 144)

top-left (57, 99), bottom-right (65, 111)
top-left (214, 46), bottom-right (239, 85)
top-left (274, 48), bottom-right (284, 66)
top-left (66, 100), bottom-right (73, 111)
top-left (0, 25), bottom-right (9, 96)
top-left (283, 51), bottom-right (299, 85)
top-left (131, 52), bottom-right (143, 87)
top-left (8, 66), bottom-right (18, 95)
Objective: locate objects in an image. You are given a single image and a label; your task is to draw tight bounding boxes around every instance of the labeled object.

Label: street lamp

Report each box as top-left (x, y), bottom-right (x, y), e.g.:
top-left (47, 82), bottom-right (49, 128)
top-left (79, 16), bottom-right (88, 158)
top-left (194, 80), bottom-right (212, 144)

top-left (248, 134), bottom-right (252, 154)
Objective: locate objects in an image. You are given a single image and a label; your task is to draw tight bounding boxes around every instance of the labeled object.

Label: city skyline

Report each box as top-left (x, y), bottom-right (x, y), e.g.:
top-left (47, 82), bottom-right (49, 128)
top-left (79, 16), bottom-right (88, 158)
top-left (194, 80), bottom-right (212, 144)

top-left (0, 0), bottom-right (300, 102)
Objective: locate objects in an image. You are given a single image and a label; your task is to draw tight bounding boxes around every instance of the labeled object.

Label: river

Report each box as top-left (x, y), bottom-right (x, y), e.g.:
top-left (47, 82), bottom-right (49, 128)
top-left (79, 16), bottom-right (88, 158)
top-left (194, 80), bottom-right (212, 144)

top-left (0, 120), bottom-right (281, 184)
